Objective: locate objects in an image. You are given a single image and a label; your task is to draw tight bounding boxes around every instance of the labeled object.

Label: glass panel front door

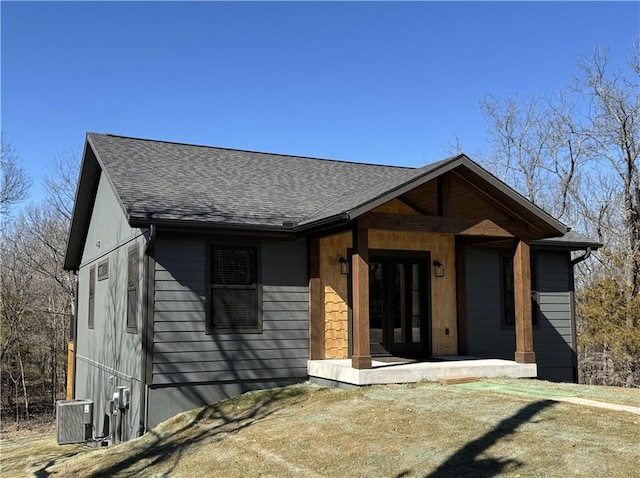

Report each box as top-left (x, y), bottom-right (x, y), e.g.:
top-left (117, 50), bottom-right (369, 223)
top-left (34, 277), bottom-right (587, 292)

top-left (391, 263), bottom-right (422, 347)
top-left (369, 253), bottom-right (430, 357)
top-left (369, 262), bottom-right (386, 355)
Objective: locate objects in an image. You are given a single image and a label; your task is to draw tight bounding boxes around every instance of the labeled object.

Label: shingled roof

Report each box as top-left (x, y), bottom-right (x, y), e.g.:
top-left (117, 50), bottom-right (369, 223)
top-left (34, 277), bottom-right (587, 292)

top-left (64, 133), bottom-right (600, 270)
top-left (85, 133), bottom-right (421, 228)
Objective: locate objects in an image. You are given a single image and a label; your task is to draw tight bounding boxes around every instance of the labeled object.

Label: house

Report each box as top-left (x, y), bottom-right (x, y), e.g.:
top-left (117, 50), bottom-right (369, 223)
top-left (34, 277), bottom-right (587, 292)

top-left (63, 133), bottom-right (600, 440)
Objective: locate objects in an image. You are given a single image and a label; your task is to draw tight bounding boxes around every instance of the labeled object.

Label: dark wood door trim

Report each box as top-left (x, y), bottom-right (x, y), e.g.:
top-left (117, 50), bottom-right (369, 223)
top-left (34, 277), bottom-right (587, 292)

top-left (369, 251), bottom-right (431, 358)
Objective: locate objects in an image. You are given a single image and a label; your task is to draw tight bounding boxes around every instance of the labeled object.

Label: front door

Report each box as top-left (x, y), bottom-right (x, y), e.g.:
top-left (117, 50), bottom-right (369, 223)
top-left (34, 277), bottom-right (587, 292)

top-left (369, 252), bottom-right (430, 357)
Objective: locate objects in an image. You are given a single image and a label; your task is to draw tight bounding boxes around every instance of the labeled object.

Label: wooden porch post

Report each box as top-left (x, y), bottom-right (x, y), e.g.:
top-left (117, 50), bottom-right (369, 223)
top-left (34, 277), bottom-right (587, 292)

top-left (455, 239), bottom-right (468, 356)
top-left (351, 223), bottom-right (372, 369)
top-left (514, 239), bottom-right (536, 364)
top-left (66, 341), bottom-right (75, 399)
top-left (309, 237), bottom-right (324, 360)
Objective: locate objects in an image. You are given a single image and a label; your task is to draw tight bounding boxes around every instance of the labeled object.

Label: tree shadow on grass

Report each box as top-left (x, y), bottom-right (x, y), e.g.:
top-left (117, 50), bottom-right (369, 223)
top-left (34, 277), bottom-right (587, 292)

top-left (33, 386), bottom-right (309, 478)
top-left (92, 386), bottom-right (309, 478)
top-left (27, 448), bottom-right (84, 478)
top-left (398, 399), bottom-right (556, 478)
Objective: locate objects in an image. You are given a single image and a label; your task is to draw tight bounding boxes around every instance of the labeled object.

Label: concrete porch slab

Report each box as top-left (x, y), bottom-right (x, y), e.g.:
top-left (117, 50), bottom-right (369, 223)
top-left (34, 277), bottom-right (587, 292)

top-left (308, 357), bottom-right (537, 387)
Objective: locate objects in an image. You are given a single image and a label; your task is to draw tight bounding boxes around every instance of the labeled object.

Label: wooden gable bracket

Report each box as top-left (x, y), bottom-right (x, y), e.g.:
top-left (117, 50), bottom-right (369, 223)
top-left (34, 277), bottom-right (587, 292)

top-left (397, 196), bottom-right (429, 216)
top-left (359, 213), bottom-right (542, 239)
top-left (450, 169), bottom-right (546, 237)
top-left (437, 175), bottom-right (452, 217)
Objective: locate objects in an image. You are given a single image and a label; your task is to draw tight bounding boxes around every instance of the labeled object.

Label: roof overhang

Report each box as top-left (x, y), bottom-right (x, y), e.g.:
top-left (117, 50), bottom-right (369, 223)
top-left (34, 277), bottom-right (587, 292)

top-left (63, 139), bottom-right (101, 270)
top-left (129, 216), bottom-right (296, 236)
top-left (64, 141), bottom-right (586, 269)
top-left (531, 232), bottom-right (603, 250)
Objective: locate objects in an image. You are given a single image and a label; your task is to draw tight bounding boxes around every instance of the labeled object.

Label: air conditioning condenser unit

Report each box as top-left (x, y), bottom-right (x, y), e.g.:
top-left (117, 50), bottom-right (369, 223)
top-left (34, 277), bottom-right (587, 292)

top-left (56, 399), bottom-right (93, 445)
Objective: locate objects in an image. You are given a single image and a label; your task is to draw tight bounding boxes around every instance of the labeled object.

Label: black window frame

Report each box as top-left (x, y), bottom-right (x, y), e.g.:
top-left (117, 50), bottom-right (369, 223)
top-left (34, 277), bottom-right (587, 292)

top-left (205, 243), bottom-right (262, 334)
top-left (500, 253), bottom-right (539, 329)
top-left (88, 265), bottom-right (95, 330)
top-left (97, 258), bottom-right (109, 281)
top-left (126, 244), bottom-right (139, 334)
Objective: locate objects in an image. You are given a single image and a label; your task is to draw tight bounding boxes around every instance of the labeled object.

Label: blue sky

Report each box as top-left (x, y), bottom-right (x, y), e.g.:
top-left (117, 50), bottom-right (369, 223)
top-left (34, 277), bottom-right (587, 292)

top-left (2, 1), bottom-right (638, 204)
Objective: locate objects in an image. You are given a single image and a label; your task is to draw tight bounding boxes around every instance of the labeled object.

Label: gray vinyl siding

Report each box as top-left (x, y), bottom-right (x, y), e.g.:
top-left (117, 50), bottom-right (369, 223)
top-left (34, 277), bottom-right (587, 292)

top-left (465, 248), bottom-right (515, 360)
top-left (75, 171), bottom-right (144, 440)
top-left (534, 251), bottom-right (575, 382)
top-left (465, 247), bottom-right (575, 382)
top-left (148, 235), bottom-right (308, 428)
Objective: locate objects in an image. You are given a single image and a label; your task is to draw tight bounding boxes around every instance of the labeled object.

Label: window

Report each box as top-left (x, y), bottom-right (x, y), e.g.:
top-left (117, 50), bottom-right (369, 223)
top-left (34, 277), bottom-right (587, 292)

top-left (88, 265), bottom-right (95, 329)
top-left (501, 254), bottom-right (538, 328)
top-left (97, 258), bottom-right (109, 281)
top-left (207, 245), bottom-right (261, 333)
top-left (531, 257), bottom-right (540, 327)
top-left (127, 244), bottom-right (139, 333)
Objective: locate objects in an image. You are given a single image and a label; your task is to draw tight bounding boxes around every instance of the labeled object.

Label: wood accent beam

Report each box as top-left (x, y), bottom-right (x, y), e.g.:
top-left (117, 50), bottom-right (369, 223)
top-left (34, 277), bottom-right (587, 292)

top-left (439, 376), bottom-right (478, 385)
top-left (455, 236), bottom-right (515, 248)
top-left (308, 238), bottom-right (324, 360)
top-left (455, 240), bottom-right (468, 356)
top-left (351, 223), bottom-right (372, 369)
top-left (451, 170), bottom-right (545, 236)
top-left (398, 196), bottom-right (430, 216)
top-left (514, 239), bottom-right (536, 364)
top-left (359, 213), bottom-right (538, 238)
top-left (437, 175), bottom-right (452, 216)
top-left (462, 219), bottom-right (514, 237)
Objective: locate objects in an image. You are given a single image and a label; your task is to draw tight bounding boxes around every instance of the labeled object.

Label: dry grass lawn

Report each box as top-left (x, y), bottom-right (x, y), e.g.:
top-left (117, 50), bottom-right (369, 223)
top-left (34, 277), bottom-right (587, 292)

top-left (1, 378), bottom-right (639, 477)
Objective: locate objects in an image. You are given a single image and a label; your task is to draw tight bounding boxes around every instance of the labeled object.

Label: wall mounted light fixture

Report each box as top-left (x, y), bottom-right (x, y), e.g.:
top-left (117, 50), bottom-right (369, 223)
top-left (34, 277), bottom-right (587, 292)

top-left (339, 257), bottom-right (349, 275)
top-left (433, 260), bottom-right (444, 277)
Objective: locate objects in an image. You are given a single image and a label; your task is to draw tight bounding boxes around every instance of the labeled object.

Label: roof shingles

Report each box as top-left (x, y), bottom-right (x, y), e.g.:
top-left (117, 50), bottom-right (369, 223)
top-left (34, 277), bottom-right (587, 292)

top-left (88, 133), bottom-right (412, 227)
top-left (83, 132), bottom-right (604, 249)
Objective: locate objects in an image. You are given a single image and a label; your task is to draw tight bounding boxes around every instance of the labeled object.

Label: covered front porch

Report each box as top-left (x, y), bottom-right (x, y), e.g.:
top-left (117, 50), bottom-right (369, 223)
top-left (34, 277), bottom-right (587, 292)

top-left (308, 356), bottom-right (537, 388)
top-left (305, 160), bottom-right (562, 381)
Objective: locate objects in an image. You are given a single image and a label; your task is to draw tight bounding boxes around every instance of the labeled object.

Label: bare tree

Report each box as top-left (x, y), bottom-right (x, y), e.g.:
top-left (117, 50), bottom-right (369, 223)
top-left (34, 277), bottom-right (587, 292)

top-left (479, 40), bottom-right (639, 386)
top-left (44, 150), bottom-right (81, 222)
top-left (1, 136), bottom-right (31, 216)
top-left (479, 94), bottom-right (585, 227)
top-left (480, 95), bottom-right (548, 204)
top-left (574, 45), bottom-right (639, 327)
top-left (1, 151), bottom-right (79, 422)
top-left (1, 221), bottom-right (35, 424)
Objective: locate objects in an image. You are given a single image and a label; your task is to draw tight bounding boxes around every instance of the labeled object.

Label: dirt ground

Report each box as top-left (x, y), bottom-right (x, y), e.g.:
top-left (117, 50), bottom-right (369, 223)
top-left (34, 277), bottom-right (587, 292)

top-left (1, 379), bottom-right (639, 477)
top-left (0, 414), bottom-right (56, 441)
